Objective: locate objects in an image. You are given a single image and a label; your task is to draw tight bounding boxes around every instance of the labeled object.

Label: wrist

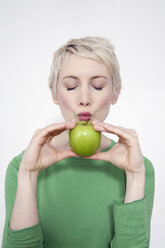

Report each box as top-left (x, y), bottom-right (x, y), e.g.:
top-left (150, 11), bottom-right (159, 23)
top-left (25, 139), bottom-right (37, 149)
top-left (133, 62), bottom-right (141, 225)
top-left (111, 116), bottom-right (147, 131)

top-left (124, 170), bottom-right (145, 204)
top-left (18, 169), bottom-right (39, 177)
top-left (126, 169), bottom-right (145, 182)
top-left (17, 169), bottom-right (39, 189)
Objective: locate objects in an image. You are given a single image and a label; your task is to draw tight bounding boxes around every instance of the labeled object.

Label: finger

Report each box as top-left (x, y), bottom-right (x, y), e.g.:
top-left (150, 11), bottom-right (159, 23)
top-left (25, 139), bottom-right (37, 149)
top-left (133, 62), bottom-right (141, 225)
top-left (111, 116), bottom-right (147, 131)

top-left (92, 120), bottom-right (109, 132)
top-left (31, 122), bottom-right (76, 146)
top-left (41, 121), bottom-right (76, 136)
top-left (71, 118), bottom-right (79, 124)
top-left (32, 123), bottom-right (65, 142)
top-left (33, 128), bottom-right (43, 135)
top-left (91, 118), bottom-right (100, 124)
top-left (92, 120), bottom-right (136, 136)
top-left (92, 123), bottom-right (106, 132)
top-left (103, 123), bottom-right (138, 144)
top-left (93, 122), bottom-right (138, 144)
top-left (83, 151), bottom-right (109, 161)
top-left (45, 122), bottom-right (77, 145)
top-left (104, 123), bottom-right (136, 135)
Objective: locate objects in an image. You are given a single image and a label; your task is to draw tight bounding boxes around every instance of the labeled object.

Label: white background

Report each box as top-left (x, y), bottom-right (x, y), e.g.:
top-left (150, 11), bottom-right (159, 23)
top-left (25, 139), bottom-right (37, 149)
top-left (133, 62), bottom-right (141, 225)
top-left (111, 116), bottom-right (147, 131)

top-left (0, 0), bottom-right (164, 246)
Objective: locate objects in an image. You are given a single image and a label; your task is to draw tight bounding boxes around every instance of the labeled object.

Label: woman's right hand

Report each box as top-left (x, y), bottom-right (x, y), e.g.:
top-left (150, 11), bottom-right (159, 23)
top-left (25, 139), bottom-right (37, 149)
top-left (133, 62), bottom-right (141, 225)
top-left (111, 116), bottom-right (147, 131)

top-left (19, 120), bottom-right (78, 172)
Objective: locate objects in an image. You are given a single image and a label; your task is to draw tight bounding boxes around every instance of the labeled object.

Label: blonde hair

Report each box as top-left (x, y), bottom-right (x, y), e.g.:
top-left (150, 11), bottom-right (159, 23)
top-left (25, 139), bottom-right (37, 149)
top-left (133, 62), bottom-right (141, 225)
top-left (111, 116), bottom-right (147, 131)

top-left (48, 36), bottom-right (121, 99)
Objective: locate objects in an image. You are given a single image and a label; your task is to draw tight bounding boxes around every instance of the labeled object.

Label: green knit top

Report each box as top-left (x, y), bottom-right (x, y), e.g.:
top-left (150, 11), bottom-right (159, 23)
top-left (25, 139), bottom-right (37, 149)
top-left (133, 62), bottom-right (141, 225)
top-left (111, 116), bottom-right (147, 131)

top-left (2, 140), bottom-right (155, 248)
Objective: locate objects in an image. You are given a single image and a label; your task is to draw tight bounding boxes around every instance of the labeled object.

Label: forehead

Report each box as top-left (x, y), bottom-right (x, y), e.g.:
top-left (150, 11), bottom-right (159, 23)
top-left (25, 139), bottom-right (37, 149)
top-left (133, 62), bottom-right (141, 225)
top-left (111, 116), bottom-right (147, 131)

top-left (59, 54), bottom-right (110, 79)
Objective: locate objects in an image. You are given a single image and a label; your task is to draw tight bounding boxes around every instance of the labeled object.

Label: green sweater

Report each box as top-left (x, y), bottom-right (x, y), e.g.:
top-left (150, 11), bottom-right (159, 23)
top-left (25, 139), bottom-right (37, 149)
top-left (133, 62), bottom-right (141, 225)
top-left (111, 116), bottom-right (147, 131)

top-left (2, 140), bottom-right (155, 248)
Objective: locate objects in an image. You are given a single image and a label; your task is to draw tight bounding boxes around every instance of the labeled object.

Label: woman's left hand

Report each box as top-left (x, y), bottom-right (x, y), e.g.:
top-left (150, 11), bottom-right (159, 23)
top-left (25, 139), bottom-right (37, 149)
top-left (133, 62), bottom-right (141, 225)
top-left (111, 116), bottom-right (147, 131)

top-left (88, 119), bottom-right (145, 175)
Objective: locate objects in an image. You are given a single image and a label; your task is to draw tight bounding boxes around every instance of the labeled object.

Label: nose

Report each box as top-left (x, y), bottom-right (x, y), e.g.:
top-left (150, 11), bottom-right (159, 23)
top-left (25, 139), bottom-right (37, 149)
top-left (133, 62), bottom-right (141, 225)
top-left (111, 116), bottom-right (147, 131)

top-left (79, 86), bottom-right (91, 107)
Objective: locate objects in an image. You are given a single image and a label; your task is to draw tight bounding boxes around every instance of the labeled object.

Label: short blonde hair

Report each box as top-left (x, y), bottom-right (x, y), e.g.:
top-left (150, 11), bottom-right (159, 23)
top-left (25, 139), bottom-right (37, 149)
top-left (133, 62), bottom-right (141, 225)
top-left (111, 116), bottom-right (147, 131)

top-left (48, 36), bottom-right (121, 99)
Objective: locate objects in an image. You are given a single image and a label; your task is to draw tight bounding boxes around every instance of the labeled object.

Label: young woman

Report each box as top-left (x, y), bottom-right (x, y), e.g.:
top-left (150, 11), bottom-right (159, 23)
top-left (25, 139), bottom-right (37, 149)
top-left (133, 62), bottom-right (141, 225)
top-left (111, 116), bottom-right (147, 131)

top-left (2, 37), bottom-right (154, 247)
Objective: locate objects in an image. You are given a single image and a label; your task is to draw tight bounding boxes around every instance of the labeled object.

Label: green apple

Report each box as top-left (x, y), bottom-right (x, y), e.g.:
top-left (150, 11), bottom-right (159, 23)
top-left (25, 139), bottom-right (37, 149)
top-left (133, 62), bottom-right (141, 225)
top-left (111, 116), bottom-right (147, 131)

top-left (69, 121), bottom-right (101, 157)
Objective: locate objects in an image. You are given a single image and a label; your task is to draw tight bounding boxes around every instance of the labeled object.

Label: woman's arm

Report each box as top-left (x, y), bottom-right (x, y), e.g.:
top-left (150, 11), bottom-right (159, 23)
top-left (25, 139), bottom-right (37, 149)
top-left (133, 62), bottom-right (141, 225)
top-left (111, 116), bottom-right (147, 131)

top-left (1, 156), bottom-right (44, 248)
top-left (89, 120), bottom-right (155, 247)
top-left (111, 158), bottom-right (155, 248)
top-left (2, 120), bottom-right (78, 247)
top-left (10, 170), bottom-right (39, 230)
top-left (9, 120), bottom-right (77, 230)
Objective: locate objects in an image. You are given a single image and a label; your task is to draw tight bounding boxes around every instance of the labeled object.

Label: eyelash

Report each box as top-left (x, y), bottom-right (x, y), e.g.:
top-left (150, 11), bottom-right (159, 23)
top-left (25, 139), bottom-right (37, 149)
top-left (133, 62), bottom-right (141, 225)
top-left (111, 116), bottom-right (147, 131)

top-left (67, 87), bottom-right (103, 91)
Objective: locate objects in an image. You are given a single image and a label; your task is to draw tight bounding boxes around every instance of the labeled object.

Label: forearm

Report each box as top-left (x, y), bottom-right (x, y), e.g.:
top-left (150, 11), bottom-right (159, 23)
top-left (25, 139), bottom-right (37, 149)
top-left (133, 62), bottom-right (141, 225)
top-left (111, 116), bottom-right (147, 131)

top-left (124, 170), bottom-right (145, 204)
top-left (10, 170), bottom-right (39, 230)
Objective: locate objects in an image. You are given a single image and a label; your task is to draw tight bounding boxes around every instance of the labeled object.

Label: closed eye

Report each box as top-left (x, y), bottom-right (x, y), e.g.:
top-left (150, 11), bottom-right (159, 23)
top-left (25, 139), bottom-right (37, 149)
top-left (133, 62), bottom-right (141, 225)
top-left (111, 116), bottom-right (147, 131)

top-left (67, 86), bottom-right (103, 91)
top-left (94, 87), bottom-right (103, 91)
top-left (67, 87), bottom-right (76, 91)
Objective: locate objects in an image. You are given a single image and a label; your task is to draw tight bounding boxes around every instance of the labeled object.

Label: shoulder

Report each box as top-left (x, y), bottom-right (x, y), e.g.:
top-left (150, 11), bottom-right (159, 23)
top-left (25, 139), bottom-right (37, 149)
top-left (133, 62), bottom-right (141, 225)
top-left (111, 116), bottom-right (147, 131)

top-left (143, 156), bottom-right (155, 194)
top-left (143, 156), bottom-right (155, 177)
top-left (4, 151), bottom-right (25, 194)
top-left (6, 151), bottom-right (25, 177)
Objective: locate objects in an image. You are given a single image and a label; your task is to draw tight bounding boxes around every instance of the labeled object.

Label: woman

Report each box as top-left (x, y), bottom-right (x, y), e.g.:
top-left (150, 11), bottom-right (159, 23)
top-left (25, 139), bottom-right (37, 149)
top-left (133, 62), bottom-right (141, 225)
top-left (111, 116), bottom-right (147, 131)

top-left (2, 37), bottom-right (154, 247)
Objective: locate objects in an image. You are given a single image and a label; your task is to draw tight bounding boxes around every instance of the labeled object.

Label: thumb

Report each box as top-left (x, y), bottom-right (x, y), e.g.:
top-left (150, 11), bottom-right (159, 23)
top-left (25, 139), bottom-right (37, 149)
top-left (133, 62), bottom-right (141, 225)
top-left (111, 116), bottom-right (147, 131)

top-left (84, 151), bottom-right (109, 161)
top-left (56, 149), bottom-right (79, 162)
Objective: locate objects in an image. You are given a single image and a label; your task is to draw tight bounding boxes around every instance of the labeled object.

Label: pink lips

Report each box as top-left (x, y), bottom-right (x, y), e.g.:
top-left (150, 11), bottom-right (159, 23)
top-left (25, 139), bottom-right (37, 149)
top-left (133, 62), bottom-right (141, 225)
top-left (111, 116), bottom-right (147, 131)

top-left (78, 112), bottom-right (91, 121)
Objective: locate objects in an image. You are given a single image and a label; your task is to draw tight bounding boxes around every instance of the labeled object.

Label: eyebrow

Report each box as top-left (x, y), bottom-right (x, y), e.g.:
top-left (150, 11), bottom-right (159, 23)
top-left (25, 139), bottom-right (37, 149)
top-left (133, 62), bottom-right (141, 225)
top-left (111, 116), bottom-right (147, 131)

top-left (62, 75), bottom-right (109, 80)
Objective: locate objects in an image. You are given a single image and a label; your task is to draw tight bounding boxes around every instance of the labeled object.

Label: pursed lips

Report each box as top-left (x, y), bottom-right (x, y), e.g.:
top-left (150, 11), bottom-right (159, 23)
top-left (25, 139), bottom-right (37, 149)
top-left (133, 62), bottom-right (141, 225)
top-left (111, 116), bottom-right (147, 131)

top-left (78, 112), bottom-right (91, 121)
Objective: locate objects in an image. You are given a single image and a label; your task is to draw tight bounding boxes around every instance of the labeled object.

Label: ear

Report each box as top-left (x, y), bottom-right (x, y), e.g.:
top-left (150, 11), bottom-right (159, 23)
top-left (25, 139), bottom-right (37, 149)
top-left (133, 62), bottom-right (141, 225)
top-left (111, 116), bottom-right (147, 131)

top-left (50, 86), bottom-right (58, 105)
top-left (111, 89), bottom-right (120, 105)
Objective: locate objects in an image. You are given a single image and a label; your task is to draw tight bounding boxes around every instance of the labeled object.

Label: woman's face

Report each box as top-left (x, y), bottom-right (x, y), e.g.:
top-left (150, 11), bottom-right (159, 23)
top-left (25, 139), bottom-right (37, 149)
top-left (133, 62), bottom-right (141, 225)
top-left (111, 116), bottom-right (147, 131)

top-left (53, 54), bottom-right (117, 122)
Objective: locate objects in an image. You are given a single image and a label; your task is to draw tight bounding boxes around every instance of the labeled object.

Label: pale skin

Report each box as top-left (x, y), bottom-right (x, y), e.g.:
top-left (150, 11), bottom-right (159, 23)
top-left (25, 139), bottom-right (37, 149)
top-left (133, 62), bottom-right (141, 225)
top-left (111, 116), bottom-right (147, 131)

top-left (10, 54), bottom-right (145, 230)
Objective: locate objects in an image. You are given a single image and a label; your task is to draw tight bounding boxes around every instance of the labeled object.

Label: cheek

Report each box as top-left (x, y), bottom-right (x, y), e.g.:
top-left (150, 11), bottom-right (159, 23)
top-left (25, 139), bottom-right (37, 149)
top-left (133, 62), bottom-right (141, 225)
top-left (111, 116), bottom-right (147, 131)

top-left (57, 90), bottom-right (73, 109)
top-left (98, 91), bottom-right (112, 107)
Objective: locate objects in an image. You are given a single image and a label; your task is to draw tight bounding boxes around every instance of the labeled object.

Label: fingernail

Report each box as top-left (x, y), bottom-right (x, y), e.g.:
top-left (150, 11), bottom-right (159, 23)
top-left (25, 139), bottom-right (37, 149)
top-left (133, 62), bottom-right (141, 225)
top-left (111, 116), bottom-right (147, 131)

top-left (71, 118), bottom-right (78, 123)
top-left (69, 122), bottom-right (75, 126)
top-left (91, 120), bottom-right (97, 124)
top-left (94, 124), bottom-right (100, 129)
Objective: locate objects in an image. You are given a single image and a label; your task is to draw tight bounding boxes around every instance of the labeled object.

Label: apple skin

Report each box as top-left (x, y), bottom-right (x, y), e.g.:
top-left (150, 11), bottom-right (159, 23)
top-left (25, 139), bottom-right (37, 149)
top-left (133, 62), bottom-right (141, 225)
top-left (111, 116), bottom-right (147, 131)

top-left (69, 121), bottom-right (101, 157)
